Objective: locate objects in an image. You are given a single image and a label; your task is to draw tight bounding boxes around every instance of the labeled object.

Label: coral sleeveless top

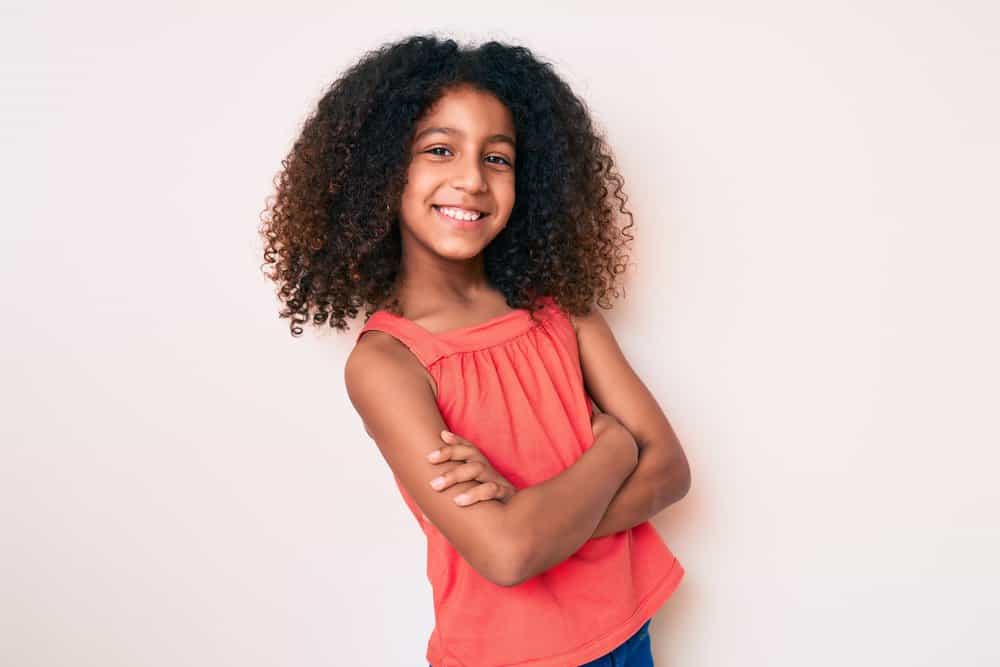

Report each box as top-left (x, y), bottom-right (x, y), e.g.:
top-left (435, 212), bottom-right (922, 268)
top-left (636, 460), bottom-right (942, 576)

top-left (356, 296), bottom-right (684, 667)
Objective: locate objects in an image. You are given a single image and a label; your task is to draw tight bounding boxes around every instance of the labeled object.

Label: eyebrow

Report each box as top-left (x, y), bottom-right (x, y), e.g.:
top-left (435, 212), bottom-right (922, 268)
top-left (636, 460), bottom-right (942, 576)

top-left (413, 126), bottom-right (516, 149)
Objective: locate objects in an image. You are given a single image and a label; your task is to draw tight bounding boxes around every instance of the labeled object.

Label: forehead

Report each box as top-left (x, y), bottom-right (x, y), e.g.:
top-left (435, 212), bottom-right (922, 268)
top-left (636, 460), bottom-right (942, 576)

top-left (414, 86), bottom-right (515, 138)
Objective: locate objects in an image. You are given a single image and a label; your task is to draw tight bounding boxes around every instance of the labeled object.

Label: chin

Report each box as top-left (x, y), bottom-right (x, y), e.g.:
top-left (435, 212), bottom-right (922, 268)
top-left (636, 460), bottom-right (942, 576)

top-left (433, 238), bottom-right (491, 260)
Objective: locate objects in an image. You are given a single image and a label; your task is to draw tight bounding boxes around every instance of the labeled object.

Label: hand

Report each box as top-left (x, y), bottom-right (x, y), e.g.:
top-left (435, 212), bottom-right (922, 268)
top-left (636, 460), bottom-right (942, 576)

top-left (426, 430), bottom-right (518, 507)
top-left (591, 411), bottom-right (639, 467)
top-left (590, 412), bottom-right (621, 439)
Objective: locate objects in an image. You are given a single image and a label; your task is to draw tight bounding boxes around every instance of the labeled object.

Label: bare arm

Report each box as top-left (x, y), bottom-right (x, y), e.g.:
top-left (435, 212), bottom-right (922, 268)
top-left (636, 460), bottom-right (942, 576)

top-left (501, 414), bottom-right (639, 586)
top-left (571, 308), bottom-right (692, 539)
top-left (346, 332), bottom-right (525, 586)
top-left (590, 439), bottom-right (684, 538)
top-left (348, 331), bottom-right (640, 587)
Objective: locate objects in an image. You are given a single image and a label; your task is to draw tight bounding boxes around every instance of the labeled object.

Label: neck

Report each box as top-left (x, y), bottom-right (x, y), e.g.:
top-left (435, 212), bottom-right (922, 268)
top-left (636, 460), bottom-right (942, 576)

top-left (390, 249), bottom-right (497, 316)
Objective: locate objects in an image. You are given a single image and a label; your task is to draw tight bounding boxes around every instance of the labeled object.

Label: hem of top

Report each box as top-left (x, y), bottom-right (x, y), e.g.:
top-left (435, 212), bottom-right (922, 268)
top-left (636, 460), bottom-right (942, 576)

top-left (424, 555), bottom-right (685, 667)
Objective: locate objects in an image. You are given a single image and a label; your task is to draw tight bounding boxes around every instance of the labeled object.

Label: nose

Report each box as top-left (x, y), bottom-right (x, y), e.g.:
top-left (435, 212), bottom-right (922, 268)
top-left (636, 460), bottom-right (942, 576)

top-left (450, 152), bottom-right (488, 193)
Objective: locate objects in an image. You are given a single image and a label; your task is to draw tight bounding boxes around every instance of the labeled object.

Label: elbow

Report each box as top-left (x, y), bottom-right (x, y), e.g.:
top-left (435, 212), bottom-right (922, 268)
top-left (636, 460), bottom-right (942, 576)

top-left (479, 491), bottom-right (540, 587)
top-left (676, 460), bottom-right (692, 499)
top-left (453, 546), bottom-right (523, 588)
top-left (661, 454), bottom-right (691, 504)
top-left (491, 567), bottom-right (525, 588)
top-left (452, 526), bottom-right (529, 587)
top-left (446, 544), bottom-right (525, 589)
top-left (679, 473), bottom-right (692, 500)
top-left (488, 538), bottom-right (531, 588)
top-left (442, 502), bottom-right (532, 587)
top-left (483, 524), bottom-right (536, 587)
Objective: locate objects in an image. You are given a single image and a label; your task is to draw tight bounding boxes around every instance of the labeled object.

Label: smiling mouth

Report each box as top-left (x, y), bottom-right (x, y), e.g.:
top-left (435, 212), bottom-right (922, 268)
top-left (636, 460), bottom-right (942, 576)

top-left (433, 205), bottom-right (490, 222)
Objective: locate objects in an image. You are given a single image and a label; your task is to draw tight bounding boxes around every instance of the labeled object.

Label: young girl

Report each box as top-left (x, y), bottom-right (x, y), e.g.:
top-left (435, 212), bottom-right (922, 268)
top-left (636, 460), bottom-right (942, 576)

top-left (260, 34), bottom-right (690, 667)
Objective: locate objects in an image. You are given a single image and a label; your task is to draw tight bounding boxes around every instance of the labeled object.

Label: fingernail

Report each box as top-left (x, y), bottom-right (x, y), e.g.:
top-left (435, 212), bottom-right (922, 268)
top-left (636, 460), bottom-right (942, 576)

top-left (427, 450), bottom-right (440, 461)
top-left (454, 494), bottom-right (469, 504)
top-left (430, 477), bottom-right (445, 489)
top-left (442, 430), bottom-right (453, 439)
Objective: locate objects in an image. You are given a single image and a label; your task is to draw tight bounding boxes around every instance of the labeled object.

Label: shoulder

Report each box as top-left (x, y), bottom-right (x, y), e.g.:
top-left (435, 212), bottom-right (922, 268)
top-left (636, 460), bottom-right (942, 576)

top-left (568, 305), bottom-right (628, 396)
top-left (346, 329), bottom-right (438, 399)
top-left (567, 304), bottom-right (612, 338)
top-left (345, 331), bottom-right (439, 435)
top-left (538, 295), bottom-right (597, 337)
top-left (346, 329), bottom-right (423, 389)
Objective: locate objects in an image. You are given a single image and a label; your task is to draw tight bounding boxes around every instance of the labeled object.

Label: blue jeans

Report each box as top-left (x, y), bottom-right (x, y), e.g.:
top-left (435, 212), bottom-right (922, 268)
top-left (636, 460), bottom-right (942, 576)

top-left (427, 618), bottom-right (653, 666)
top-left (578, 618), bottom-right (654, 666)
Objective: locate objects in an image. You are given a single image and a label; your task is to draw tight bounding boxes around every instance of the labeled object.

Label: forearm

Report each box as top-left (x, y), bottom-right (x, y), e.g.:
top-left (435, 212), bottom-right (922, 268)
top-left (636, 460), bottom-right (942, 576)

top-left (590, 442), bottom-right (685, 539)
top-left (504, 434), bottom-right (636, 585)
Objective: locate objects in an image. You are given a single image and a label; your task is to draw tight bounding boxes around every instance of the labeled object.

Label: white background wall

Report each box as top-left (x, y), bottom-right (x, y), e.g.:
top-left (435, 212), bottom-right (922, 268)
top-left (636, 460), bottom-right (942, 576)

top-left (3, 1), bottom-right (998, 665)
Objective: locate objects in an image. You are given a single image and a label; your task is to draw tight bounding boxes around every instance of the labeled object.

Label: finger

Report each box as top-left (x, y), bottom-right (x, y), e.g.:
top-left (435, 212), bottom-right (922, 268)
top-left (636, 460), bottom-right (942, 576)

top-left (441, 430), bottom-right (482, 455)
top-left (495, 482), bottom-right (517, 503)
top-left (428, 441), bottom-right (482, 464)
top-left (455, 481), bottom-right (517, 506)
top-left (427, 443), bottom-right (462, 462)
top-left (428, 461), bottom-right (485, 492)
top-left (454, 481), bottom-right (503, 506)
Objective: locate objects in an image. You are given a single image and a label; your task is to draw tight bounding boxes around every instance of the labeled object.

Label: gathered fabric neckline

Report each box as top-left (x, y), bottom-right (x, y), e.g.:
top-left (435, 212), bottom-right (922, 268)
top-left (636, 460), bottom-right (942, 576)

top-left (376, 306), bottom-right (530, 338)
top-left (363, 300), bottom-right (554, 357)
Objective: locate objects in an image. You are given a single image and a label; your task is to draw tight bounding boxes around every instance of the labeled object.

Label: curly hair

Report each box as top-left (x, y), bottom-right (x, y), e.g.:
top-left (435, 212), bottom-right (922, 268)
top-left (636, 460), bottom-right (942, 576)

top-left (259, 33), bottom-right (636, 336)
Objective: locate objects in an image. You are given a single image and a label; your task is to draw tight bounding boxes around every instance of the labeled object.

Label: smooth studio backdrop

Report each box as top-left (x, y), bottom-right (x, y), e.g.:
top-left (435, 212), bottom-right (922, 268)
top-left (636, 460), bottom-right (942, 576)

top-left (2, 2), bottom-right (998, 665)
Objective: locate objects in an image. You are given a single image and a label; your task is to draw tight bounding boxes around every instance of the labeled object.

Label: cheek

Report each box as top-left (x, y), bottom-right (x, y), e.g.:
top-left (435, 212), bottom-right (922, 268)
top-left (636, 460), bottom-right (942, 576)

top-left (490, 176), bottom-right (516, 209)
top-left (400, 167), bottom-right (435, 205)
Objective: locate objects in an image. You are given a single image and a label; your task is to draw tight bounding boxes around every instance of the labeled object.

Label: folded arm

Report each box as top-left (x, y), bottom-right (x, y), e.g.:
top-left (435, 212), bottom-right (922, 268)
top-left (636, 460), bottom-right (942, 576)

top-left (571, 307), bottom-right (692, 539)
top-left (501, 415), bottom-right (638, 585)
top-left (346, 330), bottom-right (637, 588)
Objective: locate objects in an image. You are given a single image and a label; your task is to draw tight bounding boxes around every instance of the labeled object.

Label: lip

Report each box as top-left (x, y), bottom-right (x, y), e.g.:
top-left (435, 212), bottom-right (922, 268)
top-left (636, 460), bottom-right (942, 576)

top-left (433, 205), bottom-right (490, 230)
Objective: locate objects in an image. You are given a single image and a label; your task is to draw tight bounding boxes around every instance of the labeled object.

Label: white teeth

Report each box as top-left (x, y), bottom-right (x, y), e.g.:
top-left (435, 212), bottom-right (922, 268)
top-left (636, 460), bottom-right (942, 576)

top-left (437, 206), bottom-right (483, 221)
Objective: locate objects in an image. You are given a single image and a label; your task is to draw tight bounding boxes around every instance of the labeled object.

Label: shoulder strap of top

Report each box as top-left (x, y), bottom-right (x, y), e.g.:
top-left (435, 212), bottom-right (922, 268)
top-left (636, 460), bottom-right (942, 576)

top-left (355, 311), bottom-right (450, 368)
top-left (534, 294), bottom-right (573, 333)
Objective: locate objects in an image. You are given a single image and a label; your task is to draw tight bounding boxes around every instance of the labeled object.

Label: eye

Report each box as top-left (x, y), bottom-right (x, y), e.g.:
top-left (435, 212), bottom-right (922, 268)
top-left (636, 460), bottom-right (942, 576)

top-left (424, 147), bottom-right (512, 167)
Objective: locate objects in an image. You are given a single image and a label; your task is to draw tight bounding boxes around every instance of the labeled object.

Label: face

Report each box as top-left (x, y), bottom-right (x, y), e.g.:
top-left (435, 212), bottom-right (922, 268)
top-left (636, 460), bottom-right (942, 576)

top-left (398, 85), bottom-right (517, 261)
